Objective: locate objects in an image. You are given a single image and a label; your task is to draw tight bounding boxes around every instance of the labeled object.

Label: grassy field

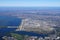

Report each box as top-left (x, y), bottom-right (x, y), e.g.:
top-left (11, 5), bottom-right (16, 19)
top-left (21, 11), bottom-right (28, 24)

top-left (11, 33), bottom-right (24, 40)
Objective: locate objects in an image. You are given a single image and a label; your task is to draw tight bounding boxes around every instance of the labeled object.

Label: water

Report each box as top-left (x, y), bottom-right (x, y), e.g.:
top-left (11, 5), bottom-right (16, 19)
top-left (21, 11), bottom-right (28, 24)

top-left (0, 16), bottom-right (22, 26)
top-left (0, 28), bottom-right (48, 38)
top-left (0, 16), bottom-right (22, 40)
top-left (0, 7), bottom-right (60, 11)
top-left (0, 28), bottom-right (17, 40)
top-left (14, 31), bottom-right (48, 37)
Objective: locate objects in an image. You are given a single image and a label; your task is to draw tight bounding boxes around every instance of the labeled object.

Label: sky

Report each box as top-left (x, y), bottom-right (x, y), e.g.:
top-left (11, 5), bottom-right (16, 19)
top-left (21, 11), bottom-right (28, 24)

top-left (0, 0), bottom-right (60, 7)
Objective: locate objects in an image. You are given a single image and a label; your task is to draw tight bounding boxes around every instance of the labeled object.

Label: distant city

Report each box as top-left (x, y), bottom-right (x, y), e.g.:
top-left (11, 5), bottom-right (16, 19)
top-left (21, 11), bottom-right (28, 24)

top-left (0, 7), bottom-right (60, 40)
